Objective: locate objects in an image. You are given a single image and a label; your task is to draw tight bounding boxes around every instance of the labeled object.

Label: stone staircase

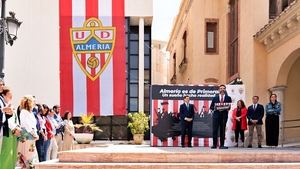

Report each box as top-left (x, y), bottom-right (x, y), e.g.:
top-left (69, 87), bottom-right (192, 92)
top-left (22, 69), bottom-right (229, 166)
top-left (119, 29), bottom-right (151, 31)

top-left (35, 145), bottom-right (300, 169)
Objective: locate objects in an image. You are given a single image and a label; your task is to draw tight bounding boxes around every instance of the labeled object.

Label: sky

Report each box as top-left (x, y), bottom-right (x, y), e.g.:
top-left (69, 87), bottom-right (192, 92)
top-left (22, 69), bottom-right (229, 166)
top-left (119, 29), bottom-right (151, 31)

top-left (152, 0), bottom-right (181, 42)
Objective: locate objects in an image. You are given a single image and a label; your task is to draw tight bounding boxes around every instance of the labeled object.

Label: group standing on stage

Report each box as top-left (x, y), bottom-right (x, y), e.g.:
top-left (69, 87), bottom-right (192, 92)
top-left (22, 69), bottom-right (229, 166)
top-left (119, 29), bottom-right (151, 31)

top-left (0, 79), bottom-right (75, 169)
top-left (0, 80), bottom-right (283, 168)
top-left (179, 84), bottom-right (282, 149)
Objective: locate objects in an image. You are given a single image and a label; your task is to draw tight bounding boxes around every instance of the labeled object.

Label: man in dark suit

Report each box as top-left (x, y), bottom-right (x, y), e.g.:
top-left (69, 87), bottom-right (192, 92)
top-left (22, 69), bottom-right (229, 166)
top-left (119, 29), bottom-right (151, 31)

top-left (179, 95), bottom-right (195, 147)
top-left (247, 96), bottom-right (264, 148)
top-left (210, 85), bottom-right (232, 149)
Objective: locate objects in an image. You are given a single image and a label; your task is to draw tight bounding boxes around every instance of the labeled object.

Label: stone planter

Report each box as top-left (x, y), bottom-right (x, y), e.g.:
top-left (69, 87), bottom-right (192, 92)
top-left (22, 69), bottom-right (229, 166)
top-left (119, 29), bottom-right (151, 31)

top-left (74, 133), bottom-right (94, 144)
top-left (133, 134), bottom-right (144, 144)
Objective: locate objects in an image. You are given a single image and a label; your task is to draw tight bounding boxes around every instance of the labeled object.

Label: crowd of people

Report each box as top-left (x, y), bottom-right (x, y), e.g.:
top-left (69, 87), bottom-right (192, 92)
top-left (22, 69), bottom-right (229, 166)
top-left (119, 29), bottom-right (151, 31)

top-left (0, 80), bottom-right (283, 167)
top-left (180, 85), bottom-right (282, 149)
top-left (0, 79), bottom-right (75, 169)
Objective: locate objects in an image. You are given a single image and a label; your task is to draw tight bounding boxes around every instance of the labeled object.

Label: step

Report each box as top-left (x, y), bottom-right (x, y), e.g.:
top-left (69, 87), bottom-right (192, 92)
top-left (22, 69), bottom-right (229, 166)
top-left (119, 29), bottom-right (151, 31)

top-left (35, 162), bottom-right (300, 169)
top-left (58, 145), bottom-right (300, 163)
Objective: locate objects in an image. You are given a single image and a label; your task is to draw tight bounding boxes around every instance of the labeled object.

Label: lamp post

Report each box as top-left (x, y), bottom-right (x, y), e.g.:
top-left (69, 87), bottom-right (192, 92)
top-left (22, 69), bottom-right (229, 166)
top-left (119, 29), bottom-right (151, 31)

top-left (0, 0), bottom-right (22, 78)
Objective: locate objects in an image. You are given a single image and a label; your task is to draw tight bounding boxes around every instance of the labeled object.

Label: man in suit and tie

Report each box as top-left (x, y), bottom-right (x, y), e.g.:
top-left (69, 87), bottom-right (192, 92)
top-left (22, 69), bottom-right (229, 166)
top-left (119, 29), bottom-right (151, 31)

top-left (179, 95), bottom-right (195, 147)
top-left (247, 96), bottom-right (264, 148)
top-left (210, 84), bottom-right (232, 149)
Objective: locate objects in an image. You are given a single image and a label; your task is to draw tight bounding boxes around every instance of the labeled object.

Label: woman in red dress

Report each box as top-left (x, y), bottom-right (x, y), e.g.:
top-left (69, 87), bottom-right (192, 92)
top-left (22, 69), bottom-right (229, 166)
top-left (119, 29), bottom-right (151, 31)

top-left (232, 100), bottom-right (248, 147)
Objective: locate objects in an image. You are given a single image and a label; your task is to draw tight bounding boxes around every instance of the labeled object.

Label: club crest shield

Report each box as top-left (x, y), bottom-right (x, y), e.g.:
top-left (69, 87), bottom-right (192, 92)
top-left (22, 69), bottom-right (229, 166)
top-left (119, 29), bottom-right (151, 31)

top-left (70, 18), bottom-right (115, 81)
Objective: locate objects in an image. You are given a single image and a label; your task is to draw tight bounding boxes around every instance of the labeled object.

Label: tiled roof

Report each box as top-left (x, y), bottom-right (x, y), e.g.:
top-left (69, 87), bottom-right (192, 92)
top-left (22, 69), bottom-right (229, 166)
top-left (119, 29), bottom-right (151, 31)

top-left (254, 0), bottom-right (298, 38)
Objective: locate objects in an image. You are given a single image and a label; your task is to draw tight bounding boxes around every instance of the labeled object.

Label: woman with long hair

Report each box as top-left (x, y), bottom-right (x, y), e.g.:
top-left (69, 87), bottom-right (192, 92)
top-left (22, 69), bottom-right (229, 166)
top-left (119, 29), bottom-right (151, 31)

top-left (62, 111), bottom-right (75, 151)
top-left (42, 104), bottom-right (53, 161)
top-left (17, 95), bottom-right (39, 168)
top-left (265, 93), bottom-right (281, 147)
top-left (232, 100), bottom-right (248, 147)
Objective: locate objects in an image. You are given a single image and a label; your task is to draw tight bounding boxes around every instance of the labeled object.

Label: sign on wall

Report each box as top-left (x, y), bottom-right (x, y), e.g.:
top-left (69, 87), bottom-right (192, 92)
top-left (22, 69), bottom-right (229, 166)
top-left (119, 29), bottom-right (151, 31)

top-left (59, 0), bottom-right (126, 116)
top-left (150, 85), bottom-right (245, 147)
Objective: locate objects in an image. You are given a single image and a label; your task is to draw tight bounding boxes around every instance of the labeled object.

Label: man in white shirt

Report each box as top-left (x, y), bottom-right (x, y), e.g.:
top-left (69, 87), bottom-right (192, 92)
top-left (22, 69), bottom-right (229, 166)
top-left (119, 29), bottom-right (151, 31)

top-left (53, 105), bottom-right (64, 152)
top-left (47, 110), bottom-right (58, 160)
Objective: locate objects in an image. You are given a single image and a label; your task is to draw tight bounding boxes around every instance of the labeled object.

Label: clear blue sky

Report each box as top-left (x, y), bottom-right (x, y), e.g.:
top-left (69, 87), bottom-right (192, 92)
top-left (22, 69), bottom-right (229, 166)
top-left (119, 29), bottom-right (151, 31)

top-left (152, 0), bottom-right (181, 42)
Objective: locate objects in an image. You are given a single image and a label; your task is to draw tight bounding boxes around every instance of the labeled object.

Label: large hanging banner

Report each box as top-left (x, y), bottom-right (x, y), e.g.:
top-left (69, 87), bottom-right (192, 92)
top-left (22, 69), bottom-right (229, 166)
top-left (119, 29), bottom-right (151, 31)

top-left (150, 85), bottom-right (245, 147)
top-left (59, 0), bottom-right (126, 116)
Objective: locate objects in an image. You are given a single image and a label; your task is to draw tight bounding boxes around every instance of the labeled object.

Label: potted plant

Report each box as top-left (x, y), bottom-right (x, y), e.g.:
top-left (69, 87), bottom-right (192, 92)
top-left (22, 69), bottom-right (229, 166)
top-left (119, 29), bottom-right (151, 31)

top-left (74, 113), bottom-right (102, 144)
top-left (128, 112), bottom-right (150, 144)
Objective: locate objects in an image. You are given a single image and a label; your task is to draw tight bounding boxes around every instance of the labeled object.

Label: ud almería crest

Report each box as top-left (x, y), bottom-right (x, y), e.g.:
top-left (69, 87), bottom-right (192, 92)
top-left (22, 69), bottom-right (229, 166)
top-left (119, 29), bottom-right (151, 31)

top-left (70, 18), bottom-right (115, 81)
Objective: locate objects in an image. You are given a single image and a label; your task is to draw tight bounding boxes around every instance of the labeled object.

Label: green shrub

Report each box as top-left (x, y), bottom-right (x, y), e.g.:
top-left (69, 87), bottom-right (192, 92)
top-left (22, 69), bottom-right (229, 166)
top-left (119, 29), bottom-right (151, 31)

top-left (128, 112), bottom-right (150, 134)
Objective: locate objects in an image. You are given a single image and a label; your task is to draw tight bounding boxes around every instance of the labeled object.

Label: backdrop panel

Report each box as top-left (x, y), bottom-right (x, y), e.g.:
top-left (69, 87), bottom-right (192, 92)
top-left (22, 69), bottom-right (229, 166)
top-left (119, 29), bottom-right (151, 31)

top-left (150, 85), bottom-right (245, 147)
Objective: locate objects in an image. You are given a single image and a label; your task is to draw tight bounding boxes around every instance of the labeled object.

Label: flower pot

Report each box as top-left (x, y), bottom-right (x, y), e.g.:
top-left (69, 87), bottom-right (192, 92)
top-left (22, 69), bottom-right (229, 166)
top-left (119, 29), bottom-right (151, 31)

top-left (74, 133), bottom-right (94, 144)
top-left (133, 134), bottom-right (144, 144)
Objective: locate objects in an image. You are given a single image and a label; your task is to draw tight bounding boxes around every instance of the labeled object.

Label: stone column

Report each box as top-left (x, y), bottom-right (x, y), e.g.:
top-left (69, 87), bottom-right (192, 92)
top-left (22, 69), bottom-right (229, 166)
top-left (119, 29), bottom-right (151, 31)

top-left (138, 17), bottom-right (144, 112)
top-left (269, 85), bottom-right (287, 146)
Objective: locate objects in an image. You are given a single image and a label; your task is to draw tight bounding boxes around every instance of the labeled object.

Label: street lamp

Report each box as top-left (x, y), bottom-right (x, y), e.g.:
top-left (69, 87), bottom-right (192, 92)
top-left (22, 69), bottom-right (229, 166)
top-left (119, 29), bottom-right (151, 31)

top-left (0, 0), bottom-right (22, 78)
top-left (5, 12), bottom-right (22, 46)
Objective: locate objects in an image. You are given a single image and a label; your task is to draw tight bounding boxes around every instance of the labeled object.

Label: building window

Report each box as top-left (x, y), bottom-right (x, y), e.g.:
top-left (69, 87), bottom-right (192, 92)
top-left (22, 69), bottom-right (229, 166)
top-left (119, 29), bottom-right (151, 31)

top-left (170, 53), bottom-right (177, 84)
top-left (228, 0), bottom-right (239, 79)
top-left (269, 0), bottom-right (295, 19)
top-left (269, 0), bottom-right (277, 19)
top-left (183, 31), bottom-right (187, 60)
top-left (282, 0), bottom-right (295, 10)
top-left (173, 53), bottom-right (176, 76)
top-left (205, 19), bottom-right (218, 54)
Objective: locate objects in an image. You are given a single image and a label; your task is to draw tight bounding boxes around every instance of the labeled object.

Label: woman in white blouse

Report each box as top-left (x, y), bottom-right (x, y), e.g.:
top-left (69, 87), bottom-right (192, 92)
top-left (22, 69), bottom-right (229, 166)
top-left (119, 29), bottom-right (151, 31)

top-left (62, 111), bottom-right (75, 151)
top-left (17, 95), bottom-right (39, 168)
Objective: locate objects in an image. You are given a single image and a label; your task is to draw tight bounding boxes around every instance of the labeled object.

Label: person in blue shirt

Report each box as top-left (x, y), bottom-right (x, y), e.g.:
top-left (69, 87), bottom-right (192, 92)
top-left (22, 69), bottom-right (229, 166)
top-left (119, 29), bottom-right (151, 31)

top-left (265, 93), bottom-right (281, 147)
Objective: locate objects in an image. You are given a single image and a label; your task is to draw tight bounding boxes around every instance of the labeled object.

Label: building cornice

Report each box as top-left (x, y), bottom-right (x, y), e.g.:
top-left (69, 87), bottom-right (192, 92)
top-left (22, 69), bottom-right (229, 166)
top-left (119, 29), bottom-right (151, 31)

top-left (254, 0), bottom-right (300, 53)
top-left (166, 0), bottom-right (193, 52)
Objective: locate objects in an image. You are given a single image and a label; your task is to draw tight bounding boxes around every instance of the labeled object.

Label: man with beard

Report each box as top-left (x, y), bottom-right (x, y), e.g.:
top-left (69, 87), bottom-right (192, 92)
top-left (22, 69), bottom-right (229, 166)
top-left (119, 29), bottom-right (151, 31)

top-left (210, 85), bottom-right (232, 149)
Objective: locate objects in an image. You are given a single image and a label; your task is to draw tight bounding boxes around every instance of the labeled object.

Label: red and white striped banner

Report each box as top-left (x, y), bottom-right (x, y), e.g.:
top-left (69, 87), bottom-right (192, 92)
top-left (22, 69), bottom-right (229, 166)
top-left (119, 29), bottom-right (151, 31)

top-left (59, 0), bottom-right (126, 116)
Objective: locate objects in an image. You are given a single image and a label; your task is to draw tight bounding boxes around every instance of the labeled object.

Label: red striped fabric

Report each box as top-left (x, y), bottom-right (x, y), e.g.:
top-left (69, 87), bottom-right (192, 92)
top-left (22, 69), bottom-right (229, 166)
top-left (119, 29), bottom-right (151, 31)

top-left (162, 100), bottom-right (168, 147)
top-left (59, 0), bottom-right (73, 114)
top-left (112, 0), bottom-right (126, 115)
top-left (59, 0), bottom-right (126, 116)
top-left (151, 100), bottom-right (158, 146)
top-left (172, 100), bottom-right (179, 146)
